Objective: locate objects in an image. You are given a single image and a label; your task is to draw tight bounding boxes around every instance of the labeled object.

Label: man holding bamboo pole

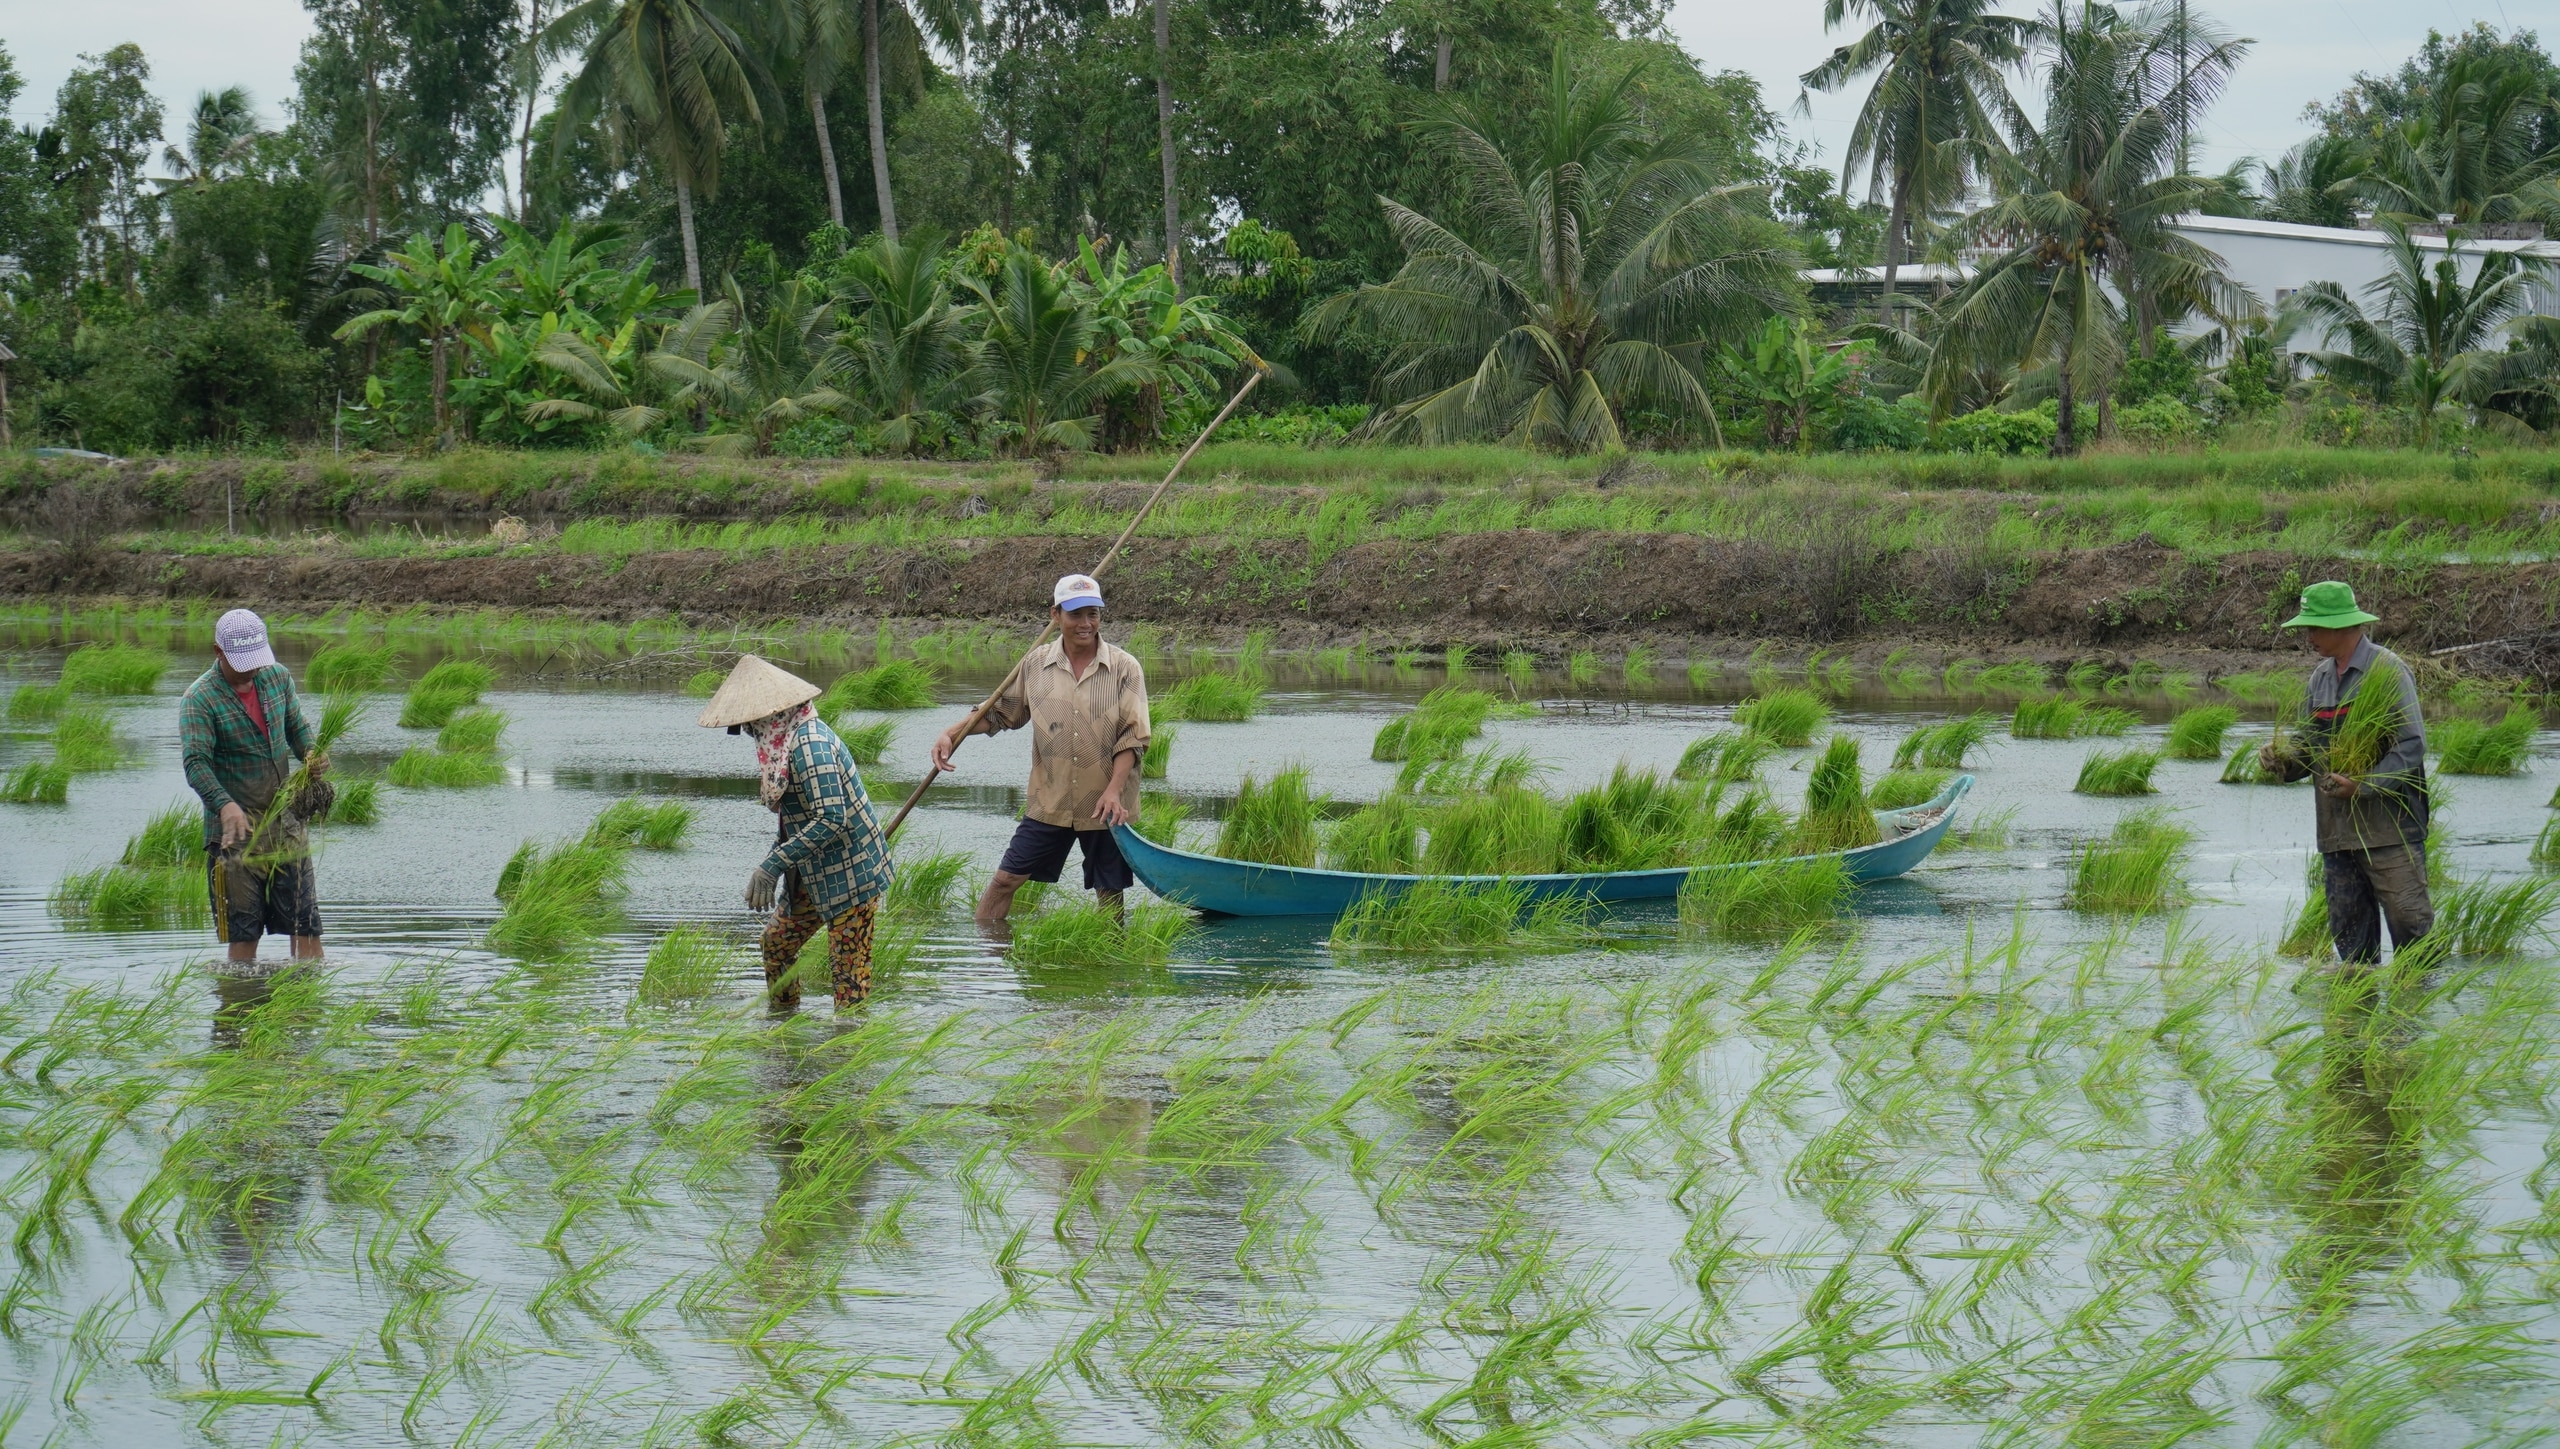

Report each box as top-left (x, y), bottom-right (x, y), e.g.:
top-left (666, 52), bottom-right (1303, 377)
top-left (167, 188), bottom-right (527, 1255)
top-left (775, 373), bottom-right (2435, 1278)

top-left (931, 574), bottom-right (1150, 927)
top-left (2259, 581), bottom-right (2433, 971)
top-left (181, 608), bottom-right (329, 963)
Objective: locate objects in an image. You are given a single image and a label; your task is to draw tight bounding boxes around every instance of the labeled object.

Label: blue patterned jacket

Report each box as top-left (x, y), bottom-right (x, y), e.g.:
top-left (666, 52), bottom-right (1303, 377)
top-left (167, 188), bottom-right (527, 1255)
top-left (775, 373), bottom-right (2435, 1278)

top-left (762, 715), bottom-right (894, 917)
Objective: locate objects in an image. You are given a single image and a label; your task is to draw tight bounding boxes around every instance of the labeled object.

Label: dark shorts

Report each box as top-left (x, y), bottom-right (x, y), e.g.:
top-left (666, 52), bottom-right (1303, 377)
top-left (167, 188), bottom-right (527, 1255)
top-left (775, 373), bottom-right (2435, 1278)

top-left (997, 818), bottom-right (1133, 892)
top-left (208, 854), bottom-right (322, 944)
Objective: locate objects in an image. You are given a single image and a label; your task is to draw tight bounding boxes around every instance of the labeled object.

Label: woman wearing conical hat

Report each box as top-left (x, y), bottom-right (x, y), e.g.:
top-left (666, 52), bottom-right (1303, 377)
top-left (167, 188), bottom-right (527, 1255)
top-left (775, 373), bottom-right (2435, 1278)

top-left (700, 655), bottom-right (895, 1009)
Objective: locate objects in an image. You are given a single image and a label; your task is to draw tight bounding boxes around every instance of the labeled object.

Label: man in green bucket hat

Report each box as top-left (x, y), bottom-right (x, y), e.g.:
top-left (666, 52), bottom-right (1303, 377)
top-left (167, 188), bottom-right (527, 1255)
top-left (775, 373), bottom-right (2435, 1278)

top-left (2258, 580), bottom-right (2433, 971)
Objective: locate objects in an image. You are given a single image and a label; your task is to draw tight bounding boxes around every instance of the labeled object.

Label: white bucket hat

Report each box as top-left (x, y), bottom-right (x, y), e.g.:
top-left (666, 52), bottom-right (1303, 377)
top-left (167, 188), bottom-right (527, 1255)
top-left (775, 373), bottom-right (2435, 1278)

top-left (214, 608), bottom-right (278, 672)
top-left (696, 654), bottom-right (822, 729)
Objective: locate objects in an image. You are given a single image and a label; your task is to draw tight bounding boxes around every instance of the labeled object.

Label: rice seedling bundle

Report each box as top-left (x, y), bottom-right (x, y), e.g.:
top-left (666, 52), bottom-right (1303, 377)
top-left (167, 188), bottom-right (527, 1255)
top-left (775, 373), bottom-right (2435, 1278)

top-left (1623, 647), bottom-right (1656, 686)
top-left (887, 848), bottom-right (971, 916)
top-left (2066, 810), bottom-right (2190, 913)
top-left (1709, 787), bottom-right (1795, 858)
top-left (1945, 804), bottom-right (2017, 850)
top-left (2216, 669), bottom-right (2303, 706)
top-left (1134, 793), bottom-right (1190, 848)
top-left (52, 707), bottom-right (126, 773)
top-left (1893, 714), bottom-right (1993, 769)
top-left (2010, 697), bottom-right (2083, 739)
top-left (2318, 661), bottom-right (2410, 780)
top-left (122, 802), bottom-right (201, 867)
top-left (1676, 731), bottom-right (1775, 783)
top-left (2164, 705), bottom-right (2241, 760)
top-left (306, 643), bottom-right (398, 693)
top-left (2075, 748), bottom-right (2161, 796)
top-left (6, 682), bottom-right (69, 722)
top-left (52, 803), bottom-right (210, 929)
top-left (2, 760), bottom-right (71, 803)
top-left (387, 747), bottom-right (509, 788)
top-left (1218, 765), bottom-right (1322, 867)
top-left (1555, 766), bottom-right (1697, 872)
top-left (1371, 687), bottom-right (1495, 762)
top-left (2221, 737), bottom-right (2290, 784)
top-left (1733, 689), bottom-right (1829, 747)
top-left (1502, 650), bottom-right (1538, 689)
top-left (682, 668), bottom-right (725, 697)
top-left (400, 658), bottom-right (495, 728)
top-left (1797, 735), bottom-right (1880, 852)
top-left (1423, 788), bottom-right (1561, 875)
top-left (1332, 879), bottom-right (1591, 952)
top-left (2533, 817), bottom-right (2560, 870)
top-left (1141, 725), bottom-right (1176, 778)
top-left (1867, 767), bottom-right (1953, 811)
top-left (59, 644), bottom-right (170, 694)
top-left (2075, 705), bottom-right (2139, 736)
top-left (2433, 874), bottom-right (2560, 956)
top-left (488, 835), bottom-right (631, 959)
top-left (1679, 851), bottom-right (1852, 935)
top-left (1326, 794), bottom-right (1422, 873)
top-left (1010, 902), bottom-right (1194, 966)
top-left (587, 797), bottom-right (693, 850)
top-left (436, 707), bottom-right (508, 753)
top-left (839, 718), bottom-right (895, 766)
top-left (326, 777), bottom-right (382, 824)
top-left (640, 924), bottom-right (738, 1001)
top-left (1972, 660), bottom-right (2049, 694)
top-left (1568, 651), bottom-right (1599, 686)
top-left (1401, 745), bottom-right (1544, 796)
top-left (1162, 672), bottom-right (1263, 722)
top-left (822, 659), bottom-right (939, 712)
top-left (2434, 705), bottom-right (2536, 776)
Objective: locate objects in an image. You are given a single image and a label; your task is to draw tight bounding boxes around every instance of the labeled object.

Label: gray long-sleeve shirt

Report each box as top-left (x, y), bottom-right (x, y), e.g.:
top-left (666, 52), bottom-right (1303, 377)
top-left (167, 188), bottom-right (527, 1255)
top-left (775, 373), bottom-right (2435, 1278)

top-left (2272, 638), bottom-right (2428, 853)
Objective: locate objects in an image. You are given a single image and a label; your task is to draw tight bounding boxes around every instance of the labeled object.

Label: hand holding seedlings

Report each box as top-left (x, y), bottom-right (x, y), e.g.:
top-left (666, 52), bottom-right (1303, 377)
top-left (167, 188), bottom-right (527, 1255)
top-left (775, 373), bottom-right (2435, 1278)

top-left (2318, 772), bottom-right (2360, 798)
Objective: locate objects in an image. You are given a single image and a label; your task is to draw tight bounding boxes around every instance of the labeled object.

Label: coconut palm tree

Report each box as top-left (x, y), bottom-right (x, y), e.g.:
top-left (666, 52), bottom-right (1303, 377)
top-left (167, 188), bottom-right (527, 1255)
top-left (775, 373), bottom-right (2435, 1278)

top-left (2354, 49), bottom-right (2560, 231)
top-left (545, 0), bottom-right (765, 294)
top-left (770, 0), bottom-right (969, 236)
top-left (163, 87), bottom-right (266, 187)
top-left (2282, 218), bottom-right (2556, 444)
top-left (962, 248), bottom-right (1159, 453)
top-left (1925, 0), bottom-right (2251, 454)
top-left (1309, 44), bottom-right (1799, 452)
top-left (829, 228), bottom-right (980, 451)
top-left (1799, 0), bottom-right (2035, 324)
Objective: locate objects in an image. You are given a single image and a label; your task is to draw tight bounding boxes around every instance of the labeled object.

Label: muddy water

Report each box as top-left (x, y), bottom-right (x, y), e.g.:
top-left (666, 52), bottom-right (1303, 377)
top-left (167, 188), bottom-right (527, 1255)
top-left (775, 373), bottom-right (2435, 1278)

top-left (4, 627), bottom-right (2558, 1445)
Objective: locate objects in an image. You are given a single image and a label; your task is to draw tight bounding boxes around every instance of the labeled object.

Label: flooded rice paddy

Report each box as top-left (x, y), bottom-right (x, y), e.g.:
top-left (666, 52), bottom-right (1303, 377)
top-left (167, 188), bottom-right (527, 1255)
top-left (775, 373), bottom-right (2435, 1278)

top-left (4, 610), bottom-right (2559, 1446)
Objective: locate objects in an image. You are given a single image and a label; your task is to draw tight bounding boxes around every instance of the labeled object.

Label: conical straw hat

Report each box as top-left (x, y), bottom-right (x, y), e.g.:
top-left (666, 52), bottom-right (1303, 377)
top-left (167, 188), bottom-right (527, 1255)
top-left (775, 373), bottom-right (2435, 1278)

top-left (697, 654), bottom-right (822, 728)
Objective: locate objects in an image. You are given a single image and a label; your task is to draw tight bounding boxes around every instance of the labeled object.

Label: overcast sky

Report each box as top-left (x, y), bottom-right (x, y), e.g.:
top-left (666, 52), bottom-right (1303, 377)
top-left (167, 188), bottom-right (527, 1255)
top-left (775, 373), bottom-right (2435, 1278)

top-left (1, 0), bottom-right (2534, 193)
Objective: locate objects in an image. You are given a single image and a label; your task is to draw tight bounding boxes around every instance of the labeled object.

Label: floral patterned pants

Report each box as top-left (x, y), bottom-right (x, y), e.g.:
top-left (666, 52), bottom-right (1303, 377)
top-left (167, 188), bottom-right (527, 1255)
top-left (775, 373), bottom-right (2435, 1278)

top-left (761, 877), bottom-right (877, 1008)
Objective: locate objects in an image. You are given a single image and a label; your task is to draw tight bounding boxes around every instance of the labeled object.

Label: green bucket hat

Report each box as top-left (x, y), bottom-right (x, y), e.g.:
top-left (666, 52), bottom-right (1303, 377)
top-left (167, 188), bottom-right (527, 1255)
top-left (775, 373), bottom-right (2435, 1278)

top-left (2282, 580), bottom-right (2380, 629)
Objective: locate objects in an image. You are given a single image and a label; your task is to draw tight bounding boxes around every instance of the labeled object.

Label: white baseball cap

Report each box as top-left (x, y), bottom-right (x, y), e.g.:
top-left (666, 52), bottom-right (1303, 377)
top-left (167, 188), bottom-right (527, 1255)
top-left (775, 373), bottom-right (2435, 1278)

top-left (1052, 574), bottom-right (1104, 611)
top-left (214, 608), bottom-right (278, 671)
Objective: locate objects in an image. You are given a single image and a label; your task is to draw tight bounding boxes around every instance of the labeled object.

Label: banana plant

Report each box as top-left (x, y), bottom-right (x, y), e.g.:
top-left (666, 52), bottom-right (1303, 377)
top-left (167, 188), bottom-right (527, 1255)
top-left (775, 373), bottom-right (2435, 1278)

top-left (334, 224), bottom-right (509, 447)
top-left (1717, 316), bottom-right (1863, 449)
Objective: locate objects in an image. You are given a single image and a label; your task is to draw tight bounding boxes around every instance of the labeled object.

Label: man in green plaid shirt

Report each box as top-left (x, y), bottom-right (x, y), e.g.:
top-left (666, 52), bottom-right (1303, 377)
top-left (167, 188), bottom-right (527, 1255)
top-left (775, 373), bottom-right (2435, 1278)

top-left (181, 608), bottom-right (329, 962)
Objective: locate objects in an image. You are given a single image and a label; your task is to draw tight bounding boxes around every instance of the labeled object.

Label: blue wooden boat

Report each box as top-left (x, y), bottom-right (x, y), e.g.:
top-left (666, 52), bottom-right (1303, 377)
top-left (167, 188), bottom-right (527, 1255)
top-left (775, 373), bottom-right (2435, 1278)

top-left (1114, 774), bottom-right (1975, 918)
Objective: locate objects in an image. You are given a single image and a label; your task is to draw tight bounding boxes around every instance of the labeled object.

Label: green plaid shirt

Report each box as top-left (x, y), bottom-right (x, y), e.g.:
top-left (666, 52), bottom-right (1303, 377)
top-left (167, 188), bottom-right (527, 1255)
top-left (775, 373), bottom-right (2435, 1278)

top-left (180, 665), bottom-right (314, 842)
top-left (762, 714), bottom-right (894, 918)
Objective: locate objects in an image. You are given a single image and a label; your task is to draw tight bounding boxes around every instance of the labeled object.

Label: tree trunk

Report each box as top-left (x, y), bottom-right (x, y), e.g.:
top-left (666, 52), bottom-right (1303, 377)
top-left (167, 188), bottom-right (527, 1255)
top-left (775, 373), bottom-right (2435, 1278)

top-left (865, 0), bottom-right (898, 242)
top-left (811, 88), bottom-right (846, 229)
top-left (675, 172), bottom-right (703, 295)
top-left (1880, 176), bottom-right (1909, 328)
top-left (430, 329), bottom-right (451, 447)
top-left (1154, 0), bottom-right (1181, 293)
top-left (515, 0), bottom-right (546, 221)
top-left (2052, 347), bottom-right (2076, 457)
top-left (1435, 33), bottom-right (1451, 90)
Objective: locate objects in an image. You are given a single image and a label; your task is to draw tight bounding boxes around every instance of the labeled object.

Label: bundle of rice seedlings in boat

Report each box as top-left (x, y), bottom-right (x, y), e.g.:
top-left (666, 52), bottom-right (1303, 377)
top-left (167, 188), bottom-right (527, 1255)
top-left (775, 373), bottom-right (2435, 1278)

top-left (1217, 765), bottom-right (1322, 867)
top-left (1676, 731), bottom-right (1776, 783)
top-left (1796, 734), bottom-right (1880, 852)
top-left (1134, 793), bottom-right (1191, 848)
top-left (1680, 848), bottom-right (1852, 935)
top-left (1326, 794), bottom-right (1423, 873)
top-left (1867, 768), bottom-right (1953, 811)
top-left (1555, 765), bottom-right (1697, 872)
top-left (1423, 788), bottom-right (1562, 875)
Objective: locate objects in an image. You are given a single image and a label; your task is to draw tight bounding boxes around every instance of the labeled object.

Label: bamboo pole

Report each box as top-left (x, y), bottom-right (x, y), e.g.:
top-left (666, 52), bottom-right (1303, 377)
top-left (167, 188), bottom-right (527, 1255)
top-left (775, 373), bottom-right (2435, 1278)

top-left (880, 367), bottom-right (1267, 841)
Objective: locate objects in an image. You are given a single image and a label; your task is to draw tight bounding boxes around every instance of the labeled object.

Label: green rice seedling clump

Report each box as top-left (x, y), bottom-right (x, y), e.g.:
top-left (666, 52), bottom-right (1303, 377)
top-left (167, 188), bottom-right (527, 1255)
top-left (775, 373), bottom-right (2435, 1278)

top-left (2011, 697), bottom-right (2083, 738)
top-left (6, 682), bottom-right (69, 721)
top-left (122, 802), bottom-right (201, 866)
top-left (60, 644), bottom-right (170, 694)
top-left (1332, 879), bottom-right (1591, 952)
top-left (838, 718), bottom-right (894, 765)
top-left (682, 668), bottom-right (724, 697)
top-left (588, 796), bottom-right (692, 850)
top-left (1424, 787), bottom-right (1561, 875)
top-left (52, 706), bottom-right (126, 772)
top-left (2221, 737), bottom-right (2290, 783)
top-left (2, 760), bottom-right (72, 804)
top-left (1972, 659), bottom-right (2049, 693)
top-left (1734, 689), bottom-right (1828, 746)
top-left (2067, 809), bottom-right (2191, 913)
top-left (1011, 902), bottom-right (1194, 967)
top-left (1893, 713), bottom-right (1993, 769)
top-left (1371, 687), bottom-right (1495, 761)
top-left (823, 659), bottom-right (939, 712)
top-left (640, 924), bottom-right (738, 1001)
top-left (306, 643), bottom-right (398, 692)
top-left (1680, 850), bottom-right (1852, 935)
top-left (1797, 734), bottom-right (1880, 852)
top-left (1141, 725), bottom-right (1175, 778)
top-left (326, 777), bottom-right (381, 824)
top-left (489, 835), bottom-right (631, 959)
top-left (400, 658), bottom-right (495, 727)
top-left (887, 848), bottom-right (970, 916)
top-left (1945, 804), bottom-right (2017, 850)
top-left (1326, 794), bottom-right (1422, 873)
top-left (2433, 874), bottom-right (2560, 956)
top-left (51, 803), bottom-right (210, 929)
top-left (1162, 671), bottom-right (1262, 722)
top-left (1868, 767), bottom-right (1953, 810)
top-left (388, 747), bottom-right (508, 788)
top-left (2075, 747), bottom-right (2161, 796)
top-left (2319, 659), bottom-right (2410, 779)
top-left (1133, 793), bottom-right (1190, 848)
top-left (1218, 765), bottom-right (1322, 866)
top-left (2434, 705), bottom-right (2536, 776)
top-left (2164, 705), bottom-right (2241, 760)
top-left (2536, 817), bottom-right (2560, 870)
top-left (1555, 765), bottom-right (1697, 871)
top-left (435, 706), bottom-right (508, 753)
top-left (1676, 731), bottom-right (1774, 782)
top-left (2076, 705), bottom-right (2138, 735)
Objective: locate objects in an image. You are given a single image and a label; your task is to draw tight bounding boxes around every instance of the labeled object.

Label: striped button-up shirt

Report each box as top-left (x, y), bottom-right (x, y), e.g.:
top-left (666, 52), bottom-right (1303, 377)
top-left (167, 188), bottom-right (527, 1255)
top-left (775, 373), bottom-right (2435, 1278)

top-left (978, 640), bottom-right (1150, 829)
